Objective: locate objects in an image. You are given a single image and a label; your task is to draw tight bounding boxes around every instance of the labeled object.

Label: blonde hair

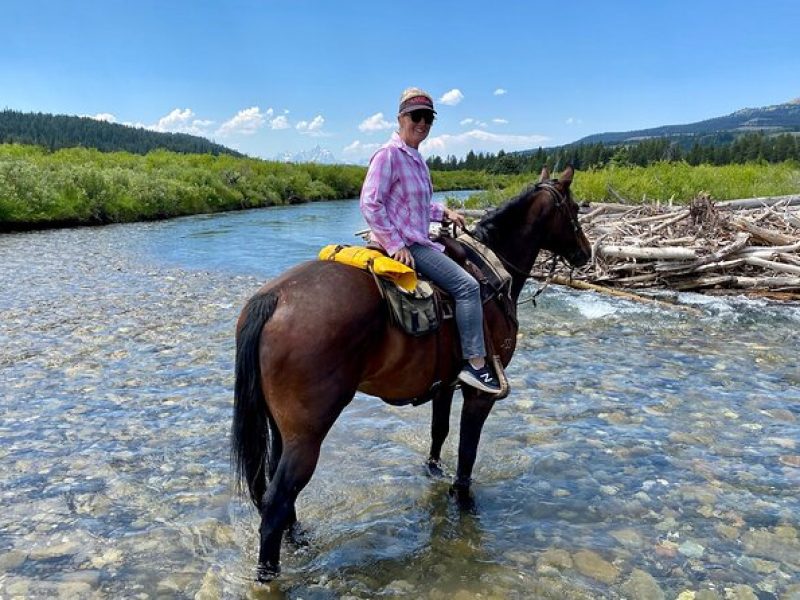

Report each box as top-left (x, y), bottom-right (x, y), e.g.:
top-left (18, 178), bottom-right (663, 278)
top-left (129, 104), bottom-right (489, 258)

top-left (399, 87), bottom-right (433, 105)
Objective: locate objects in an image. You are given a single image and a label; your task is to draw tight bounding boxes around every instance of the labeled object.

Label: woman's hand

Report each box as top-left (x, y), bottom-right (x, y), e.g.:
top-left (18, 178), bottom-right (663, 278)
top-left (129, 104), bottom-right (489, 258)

top-left (391, 246), bottom-right (415, 269)
top-left (444, 207), bottom-right (466, 229)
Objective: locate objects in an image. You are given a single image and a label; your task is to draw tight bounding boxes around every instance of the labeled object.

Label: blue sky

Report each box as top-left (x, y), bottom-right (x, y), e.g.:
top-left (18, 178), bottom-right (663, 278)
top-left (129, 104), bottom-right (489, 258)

top-left (3, 0), bottom-right (799, 163)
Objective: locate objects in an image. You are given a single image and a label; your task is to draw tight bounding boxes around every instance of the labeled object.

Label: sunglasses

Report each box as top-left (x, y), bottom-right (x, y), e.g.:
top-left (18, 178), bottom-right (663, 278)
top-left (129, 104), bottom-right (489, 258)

top-left (407, 109), bottom-right (435, 125)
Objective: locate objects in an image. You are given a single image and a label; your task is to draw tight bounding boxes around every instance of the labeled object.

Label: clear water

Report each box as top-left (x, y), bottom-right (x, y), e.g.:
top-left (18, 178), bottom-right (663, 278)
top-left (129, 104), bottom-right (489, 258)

top-left (1, 194), bottom-right (798, 599)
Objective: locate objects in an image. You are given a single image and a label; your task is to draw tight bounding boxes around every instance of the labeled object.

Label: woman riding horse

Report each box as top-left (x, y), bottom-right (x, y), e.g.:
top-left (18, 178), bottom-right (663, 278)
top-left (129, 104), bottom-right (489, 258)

top-left (233, 137), bottom-right (591, 581)
top-left (361, 87), bottom-right (500, 394)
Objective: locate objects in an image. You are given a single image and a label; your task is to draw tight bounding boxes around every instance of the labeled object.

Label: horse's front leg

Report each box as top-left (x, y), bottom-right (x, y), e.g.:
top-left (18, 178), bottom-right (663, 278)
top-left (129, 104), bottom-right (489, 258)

top-left (452, 390), bottom-right (495, 508)
top-left (427, 386), bottom-right (455, 478)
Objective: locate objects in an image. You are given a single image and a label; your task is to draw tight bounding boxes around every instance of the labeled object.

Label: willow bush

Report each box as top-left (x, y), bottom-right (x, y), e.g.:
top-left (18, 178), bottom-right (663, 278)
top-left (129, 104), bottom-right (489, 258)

top-left (0, 143), bottom-right (503, 228)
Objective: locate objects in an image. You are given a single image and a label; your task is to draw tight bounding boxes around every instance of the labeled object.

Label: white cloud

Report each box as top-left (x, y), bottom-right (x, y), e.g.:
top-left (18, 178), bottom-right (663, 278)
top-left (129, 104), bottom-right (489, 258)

top-left (359, 112), bottom-right (393, 132)
top-left (494, 88), bottom-right (507, 96)
top-left (270, 115), bottom-right (290, 130)
top-left (342, 140), bottom-right (383, 164)
top-left (492, 118), bottom-right (509, 125)
top-left (343, 140), bottom-right (382, 154)
top-left (438, 89), bottom-right (464, 106)
top-left (89, 113), bottom-right (117, 123)
top-left (421, 129), bottom-right (549, 158)
top-left (147, 108), bottom-right (215, 136)
top-left (266, 107), bottom-right (274, 117)
top-left (296, 115), bottom-right (327, 136)
top-left (459, 117), bottom-right (487, 128)
top-left (566, 117), bottom-right (583, 125)
top-left (216, 106), bottom-right (266, 137)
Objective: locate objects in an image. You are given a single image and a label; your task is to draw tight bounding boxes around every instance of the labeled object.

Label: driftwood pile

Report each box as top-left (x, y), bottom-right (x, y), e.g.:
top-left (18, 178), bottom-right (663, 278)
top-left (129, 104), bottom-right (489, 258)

top-left (531, 194), bottom-right (800, 299)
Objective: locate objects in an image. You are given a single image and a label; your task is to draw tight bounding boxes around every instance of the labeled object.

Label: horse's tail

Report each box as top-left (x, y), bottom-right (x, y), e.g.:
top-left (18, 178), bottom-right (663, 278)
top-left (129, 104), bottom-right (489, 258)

top-left (232, 291), bottom-right (280, 508)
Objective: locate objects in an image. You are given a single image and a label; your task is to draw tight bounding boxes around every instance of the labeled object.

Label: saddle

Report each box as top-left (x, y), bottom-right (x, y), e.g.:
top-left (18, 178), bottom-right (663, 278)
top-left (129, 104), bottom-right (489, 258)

top-left (320, 235), bottom-right (514, 403)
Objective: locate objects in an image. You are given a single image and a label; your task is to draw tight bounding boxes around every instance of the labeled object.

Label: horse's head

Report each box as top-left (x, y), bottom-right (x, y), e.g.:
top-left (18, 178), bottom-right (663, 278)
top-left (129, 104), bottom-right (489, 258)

top-left (474, 166), bottom-right (591, 281)
top-left (529, 165), bottom-right (591, 267)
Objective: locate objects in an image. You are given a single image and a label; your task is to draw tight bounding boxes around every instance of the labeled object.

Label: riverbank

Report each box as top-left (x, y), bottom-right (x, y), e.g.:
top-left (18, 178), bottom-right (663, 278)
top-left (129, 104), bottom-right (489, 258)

top-left (3, 143), bottom-right (800, 232)
top-left (0, 144), bottom-right (502, 231)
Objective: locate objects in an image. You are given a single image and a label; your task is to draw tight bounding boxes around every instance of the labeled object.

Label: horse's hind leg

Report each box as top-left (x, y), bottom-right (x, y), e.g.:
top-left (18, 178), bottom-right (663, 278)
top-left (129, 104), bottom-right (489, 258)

top-left (256, 435), bottom-right (323, 581)
top-left (427, 387), bottom-right (455, 477)
top-left (264, 422), bottom-right (301, 542)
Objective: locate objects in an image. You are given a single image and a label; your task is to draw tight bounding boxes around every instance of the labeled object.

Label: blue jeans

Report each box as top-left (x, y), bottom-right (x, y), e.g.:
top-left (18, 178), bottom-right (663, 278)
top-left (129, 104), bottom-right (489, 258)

top-left (408, 243), bottom-right (485, 359)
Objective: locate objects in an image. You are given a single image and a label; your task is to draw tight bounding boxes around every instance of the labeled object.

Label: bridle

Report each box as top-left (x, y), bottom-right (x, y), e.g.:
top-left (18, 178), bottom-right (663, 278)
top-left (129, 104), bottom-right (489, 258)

top-left (467, 180), bottom-right (585, 280)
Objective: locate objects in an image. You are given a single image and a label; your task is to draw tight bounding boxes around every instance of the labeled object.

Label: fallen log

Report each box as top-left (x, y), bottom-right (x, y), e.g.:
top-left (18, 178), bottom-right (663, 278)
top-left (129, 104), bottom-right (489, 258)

top-left (675, 275), bottom-right (800, 290)
top-left (730, 217), bottom-right (795, 246)
top-left (743, 256), bottom-right (800, 276)
top-left (599, 245), bottom-right (698, 260)
top-left (715, 194), bottom-right (800, 210)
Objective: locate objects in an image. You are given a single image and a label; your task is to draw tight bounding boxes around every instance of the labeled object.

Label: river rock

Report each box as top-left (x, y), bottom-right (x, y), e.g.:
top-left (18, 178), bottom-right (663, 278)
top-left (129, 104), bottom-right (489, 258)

top-left (779, 454), bottom-right (800, 467)
top-left (536, 548), bottom-right (573, 571)
top-left (723, 584), bottom-right (757, 600)
top-left (57, 581), bottom-right (92, 598)
top-left (742, 526), bottom-right (800, 567)
top-left (678, 540), bottom-right (705, 558)
top-left (384, 579), bottom-right (415, 595)
top-left (0, 549), bottom-right (28, 570)
top-left (572, 549), bottom-right (620, 584)
top-left (195, 568), bottom-right (222, 600)
top-left (29, 540), bottom-right (80, 560)
top-left (695, 591), bottom-right (722, 600)
top-left (716, 524), bottom-right (740, 540)
top-left (89, 548), bottom-right (123, 569)
top-left (738, 556), bottom-right (779, 574)
top-left (620, 568), bottom-right (664, 600)
top-left (610, 528), bottom-right (643, 548)
top-left (451, 591), bottom-right (481, 600)
top-left (783, 584), bottom-right (800, 599)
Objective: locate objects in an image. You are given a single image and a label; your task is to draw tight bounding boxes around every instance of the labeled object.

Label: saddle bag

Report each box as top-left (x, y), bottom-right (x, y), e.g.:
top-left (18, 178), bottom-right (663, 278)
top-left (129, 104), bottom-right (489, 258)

top-left (376, 278), bottom-right (440, 337)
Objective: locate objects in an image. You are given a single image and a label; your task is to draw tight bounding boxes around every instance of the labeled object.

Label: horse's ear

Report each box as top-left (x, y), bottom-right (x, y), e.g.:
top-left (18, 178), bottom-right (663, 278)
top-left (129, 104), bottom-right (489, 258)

top-left (558, 165), bottom-right (574, 188)
top-left (538, 166), bottom-right (550, 183)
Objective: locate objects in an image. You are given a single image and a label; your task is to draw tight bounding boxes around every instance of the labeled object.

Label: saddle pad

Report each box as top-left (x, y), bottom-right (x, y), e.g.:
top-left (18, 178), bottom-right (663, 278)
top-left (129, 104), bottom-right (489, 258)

top-left (318, 245), bottom-right (417, 292)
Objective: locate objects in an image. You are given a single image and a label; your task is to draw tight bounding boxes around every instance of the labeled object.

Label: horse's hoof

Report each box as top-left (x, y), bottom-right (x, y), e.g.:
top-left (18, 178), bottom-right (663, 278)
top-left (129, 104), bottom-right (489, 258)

top-left (426, 458), bottom-right (446, 479)
top-left (449, 484), bottom-right (476, 512)
top-left (255, 562), bottom-right (280, 583)
top-left (285, 522), bottom-right (310, 548)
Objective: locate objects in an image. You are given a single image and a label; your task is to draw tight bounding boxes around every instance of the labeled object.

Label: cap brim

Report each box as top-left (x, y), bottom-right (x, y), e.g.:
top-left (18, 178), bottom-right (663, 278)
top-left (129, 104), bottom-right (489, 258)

top-left (399, 106), bottom-right (437, 115)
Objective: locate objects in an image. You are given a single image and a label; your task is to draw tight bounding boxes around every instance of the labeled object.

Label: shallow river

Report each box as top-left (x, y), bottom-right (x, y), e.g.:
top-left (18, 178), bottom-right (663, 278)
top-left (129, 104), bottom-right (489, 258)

top-left (1, 195), bottom-right (799, 599)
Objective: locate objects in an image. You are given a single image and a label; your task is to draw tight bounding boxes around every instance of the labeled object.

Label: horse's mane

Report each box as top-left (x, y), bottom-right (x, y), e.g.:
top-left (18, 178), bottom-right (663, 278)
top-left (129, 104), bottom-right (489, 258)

top-left (472, 183), bottom-right (542, 244)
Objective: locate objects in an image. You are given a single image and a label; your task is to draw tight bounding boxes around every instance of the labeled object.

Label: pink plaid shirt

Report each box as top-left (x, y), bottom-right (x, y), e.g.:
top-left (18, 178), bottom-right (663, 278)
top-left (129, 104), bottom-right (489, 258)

top-left (360, 132), bottom-right (445, 255)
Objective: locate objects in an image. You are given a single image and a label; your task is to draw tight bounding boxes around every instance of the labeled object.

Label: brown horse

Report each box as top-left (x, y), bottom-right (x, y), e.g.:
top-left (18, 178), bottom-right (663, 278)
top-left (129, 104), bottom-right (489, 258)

top-left (233, 166), bottom-right (591, 580)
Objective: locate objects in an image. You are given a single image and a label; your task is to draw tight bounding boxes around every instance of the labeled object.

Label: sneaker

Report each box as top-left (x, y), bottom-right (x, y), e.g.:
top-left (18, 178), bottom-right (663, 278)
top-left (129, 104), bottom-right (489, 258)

top-left (458, 362), bottom-right (502, 394)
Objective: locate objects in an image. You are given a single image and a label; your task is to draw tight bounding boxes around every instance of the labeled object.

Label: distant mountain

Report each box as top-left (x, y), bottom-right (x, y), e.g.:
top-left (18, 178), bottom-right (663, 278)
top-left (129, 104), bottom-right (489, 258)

top-left (576, 99), bottom-right (800, 145)
top-left (0, 109), bottom-right (242, 156)
top-left (275, 145), bottom-right (338, 164)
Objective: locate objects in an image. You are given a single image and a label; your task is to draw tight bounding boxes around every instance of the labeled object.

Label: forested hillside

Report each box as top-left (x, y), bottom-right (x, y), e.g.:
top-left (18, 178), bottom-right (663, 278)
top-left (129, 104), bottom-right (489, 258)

top-left (578, 100), bottom-right (800, 144)
top-left (428, 100), bottom-right (800, 175)
top-left (429, 132), bottom-right (800, 175)
top-left (0, 110), bottom-right (240, 156)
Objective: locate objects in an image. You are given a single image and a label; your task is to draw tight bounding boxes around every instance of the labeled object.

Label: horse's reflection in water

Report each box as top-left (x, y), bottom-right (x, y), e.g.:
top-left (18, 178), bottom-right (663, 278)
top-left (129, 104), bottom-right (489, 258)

top-left (233, 167), bottom-right (591, 580)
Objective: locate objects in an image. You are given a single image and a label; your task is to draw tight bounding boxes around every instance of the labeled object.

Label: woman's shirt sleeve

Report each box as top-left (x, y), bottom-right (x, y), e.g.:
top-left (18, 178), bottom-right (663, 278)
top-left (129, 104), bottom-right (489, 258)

top-left (359, 148), bottom-right (405, 256)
